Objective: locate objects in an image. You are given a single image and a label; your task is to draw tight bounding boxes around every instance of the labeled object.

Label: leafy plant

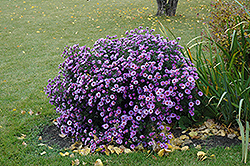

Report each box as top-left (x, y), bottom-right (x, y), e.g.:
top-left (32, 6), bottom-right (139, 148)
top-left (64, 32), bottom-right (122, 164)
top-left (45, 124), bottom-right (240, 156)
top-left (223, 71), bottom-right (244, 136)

top-left (205, 0), bottom-right (250, 53)
top-left (45, 27), bottom-right (203, 151)
top-left (158, 0), bottom-right (250, 126)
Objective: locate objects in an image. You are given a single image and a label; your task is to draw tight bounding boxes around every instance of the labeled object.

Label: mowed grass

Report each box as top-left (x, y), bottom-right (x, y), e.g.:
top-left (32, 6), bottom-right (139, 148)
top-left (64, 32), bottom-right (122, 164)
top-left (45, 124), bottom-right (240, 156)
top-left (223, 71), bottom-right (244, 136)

top-left (0, 0), bottom-right (248, 165)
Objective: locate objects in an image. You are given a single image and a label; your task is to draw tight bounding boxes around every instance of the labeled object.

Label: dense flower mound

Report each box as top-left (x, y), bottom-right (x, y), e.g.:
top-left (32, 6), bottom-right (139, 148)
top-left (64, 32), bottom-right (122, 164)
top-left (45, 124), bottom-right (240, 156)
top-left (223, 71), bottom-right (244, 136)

top-left (45, 27), bottom-right (203, 152)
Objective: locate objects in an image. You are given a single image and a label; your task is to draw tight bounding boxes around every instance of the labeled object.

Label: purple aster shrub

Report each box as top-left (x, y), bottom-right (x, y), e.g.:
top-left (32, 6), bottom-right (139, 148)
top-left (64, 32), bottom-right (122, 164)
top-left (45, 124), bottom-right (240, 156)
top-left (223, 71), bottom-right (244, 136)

top-left (45, 27), bottom-right (203, 151)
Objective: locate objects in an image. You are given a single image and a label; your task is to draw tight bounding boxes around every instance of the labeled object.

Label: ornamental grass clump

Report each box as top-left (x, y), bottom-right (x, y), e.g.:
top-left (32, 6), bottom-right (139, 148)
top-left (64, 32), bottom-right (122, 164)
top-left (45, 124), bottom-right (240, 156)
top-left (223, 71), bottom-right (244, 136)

top-left (45, 27), bottom-right (203, 152)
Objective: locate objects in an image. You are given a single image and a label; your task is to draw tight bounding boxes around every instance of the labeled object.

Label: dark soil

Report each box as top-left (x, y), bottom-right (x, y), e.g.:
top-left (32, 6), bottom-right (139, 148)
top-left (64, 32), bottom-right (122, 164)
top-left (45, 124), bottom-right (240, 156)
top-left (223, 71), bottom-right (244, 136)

top-left (171, 128), bottom-right (241, 149)
top-left (39, 124), bottom-right (241, 150)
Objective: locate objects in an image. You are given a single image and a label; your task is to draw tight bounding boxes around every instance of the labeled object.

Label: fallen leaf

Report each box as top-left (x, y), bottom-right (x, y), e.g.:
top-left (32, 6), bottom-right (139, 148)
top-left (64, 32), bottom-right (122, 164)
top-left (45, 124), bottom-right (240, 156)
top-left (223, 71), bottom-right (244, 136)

top-left (195, 145), bottom-right (202, 149)
top-left (79, 148), bottom-right (90, 156)
top-left (210, 154), bottom-right (216, 158)
top-left (48, 146), bottom-right (53, 149)
top-left (152, 155), bottom-right (157, 160)
top-left (70, 142), bottom-right (82, 150)
top-left (40, 151), bottom-right (46, 155)
top-left (189, 131), bottom-right (198, 138)
top-left (94, 159), bottom-right (103, 166)
top-left (166, 143), bottom-right (172, 149)
top-left (158, 149), bottom-right (165, 157)
top-left (72, 159), bottom-right (80, 166)
top-left (17, 134), bottom-right (26, 140)
top-left (22, 141), bottom-right (27, 146)
top-left (197, 151), bottom-right (207, 161)
top-left (70, 154), bottom-right (75, 158)
top-left (179, 135), bottom-right (189, 140)
top-left (181, 146), bottom-right (189, 151)
top-left (113, 147), bottom-right (122, 155)
top-left (171, 138), bottom-right (184, 146)
top-left (38, 143), bottom-right (47, 146)
top-left (227, 133), bottom-right (236, 139)
top-left (21, 110), bottom-right (26, 114)
top-left (219, 130), bottom-right (226, 137)
top-left (82, 161), bottom-right (87, 165)
top-left (108, 145), bottom-right (114, 153)
top-left (38, 136), bottom-right (42, 140)
top-left (124, 148), bottom-right (132, 154)
top-left (59, 133), bottom-right (67, 138)
top-left (59, 152), bottom-right (66, 156)
top-left (197, 151), bottom-right (206, 157)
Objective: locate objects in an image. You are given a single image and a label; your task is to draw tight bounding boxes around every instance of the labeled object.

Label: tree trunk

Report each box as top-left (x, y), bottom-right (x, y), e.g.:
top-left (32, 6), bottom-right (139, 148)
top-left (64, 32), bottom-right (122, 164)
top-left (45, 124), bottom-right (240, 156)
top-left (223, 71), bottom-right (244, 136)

top-left (156, 0), bottom-right (179, 16)
top-left (165, 0), bottom-right (179, 16)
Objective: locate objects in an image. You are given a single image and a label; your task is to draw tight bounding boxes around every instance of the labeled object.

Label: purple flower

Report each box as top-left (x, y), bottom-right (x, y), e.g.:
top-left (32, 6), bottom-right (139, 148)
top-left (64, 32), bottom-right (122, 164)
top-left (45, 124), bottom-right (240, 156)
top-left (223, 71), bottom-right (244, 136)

top-left (195, 100), bottom-right (201, 105)
top-left (188, 102), bottom-right (194, 107)
top-left (102, 124), bottom-right (109, 129)
top-left (198, 91), bottom-right (203, 96)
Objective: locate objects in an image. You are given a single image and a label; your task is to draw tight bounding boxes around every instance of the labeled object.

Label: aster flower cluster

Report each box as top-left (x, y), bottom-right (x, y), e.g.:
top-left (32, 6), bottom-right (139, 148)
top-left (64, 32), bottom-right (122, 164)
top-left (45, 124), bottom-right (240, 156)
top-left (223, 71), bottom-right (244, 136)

top-left (45, 27), bottom-right (203, 152)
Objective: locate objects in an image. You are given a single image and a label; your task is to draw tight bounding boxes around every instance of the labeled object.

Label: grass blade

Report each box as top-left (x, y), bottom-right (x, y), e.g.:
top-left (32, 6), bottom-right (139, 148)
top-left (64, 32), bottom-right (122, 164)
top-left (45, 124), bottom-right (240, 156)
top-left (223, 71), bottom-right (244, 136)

top-left (216, 92), bottom-right (227, 109)
top-left (244, 121), bottom-right (249, 163)
top-left (236, 119), bottom-right (245, 162)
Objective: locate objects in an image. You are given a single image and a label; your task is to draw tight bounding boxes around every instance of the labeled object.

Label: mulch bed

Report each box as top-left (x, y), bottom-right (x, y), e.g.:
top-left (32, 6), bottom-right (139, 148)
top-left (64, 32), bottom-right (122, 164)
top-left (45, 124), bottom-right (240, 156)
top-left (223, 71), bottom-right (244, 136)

top-left (39, 124), bottom-right (241, 150)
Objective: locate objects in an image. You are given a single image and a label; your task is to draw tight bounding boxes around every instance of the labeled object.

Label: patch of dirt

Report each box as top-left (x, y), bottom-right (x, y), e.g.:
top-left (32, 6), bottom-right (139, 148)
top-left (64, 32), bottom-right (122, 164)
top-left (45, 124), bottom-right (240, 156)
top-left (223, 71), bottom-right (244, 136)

top-left (171, 128), bottom-right (241, 149)
top-left (40, 125), bottom-right (73, 149)
top-left (40, 124), bottom-right (241, 150)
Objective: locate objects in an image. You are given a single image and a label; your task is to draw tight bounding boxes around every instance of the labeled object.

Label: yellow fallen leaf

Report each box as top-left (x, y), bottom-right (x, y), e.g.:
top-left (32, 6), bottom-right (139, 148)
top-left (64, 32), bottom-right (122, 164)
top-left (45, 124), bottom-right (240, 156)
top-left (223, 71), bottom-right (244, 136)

top-left (95, 147), bottom-right (103, 152)
top-left (38, 143), bottom-right (47, 146)
top-left (195, 145), bottom-right (202, 149)
top-left (17, 134), bottom-right (26, 140)
top-left (113, 147), bottom-right (122, 155)
top-left (58, 133), bottom-right (66, 138)
top-left (124, 148), bottom-right (132, 154)
top-left (59, 152), bottom-right (66, 156)
top-left (0, 126), bottom-right (2, 128)
top-left (158, 148), bottom-right (171, 157)
top-left (70, 142), bottom-right (82, 150)
top-left (179, 135), bottom-right (189, 140)
top-left (79, 148), bottom-right (90, 156)
top-left (197, 151), bottom-right (206, 157)
top-left (158, 149), bottom-right (165, 157)
top-left (108, 145), bottom-right (114, 153)
top-left (219, 130), bottom-right (226, 137)
top-left (210, 154), bottom-right (216, 158)
top-left (166, 143), bottom-right (172, 149)
top-left (72, 159), bottom-right (80, 165)
top-left (94, 159), bottom-right (103, 166)
top-left (40, 151), bottom-right (46, 155)
top-left (188, 131), bottom-right (198, 138)
top-left (48, 146), bottom-right (53, 149)
top-left (181, 146), bottom-right (189, 151)
top-left (38, 136), bottom-right (42, 140)
top-left (200, 156), bottom-right (207, 161)
top-left (227, 133), bottom-right (236, 139)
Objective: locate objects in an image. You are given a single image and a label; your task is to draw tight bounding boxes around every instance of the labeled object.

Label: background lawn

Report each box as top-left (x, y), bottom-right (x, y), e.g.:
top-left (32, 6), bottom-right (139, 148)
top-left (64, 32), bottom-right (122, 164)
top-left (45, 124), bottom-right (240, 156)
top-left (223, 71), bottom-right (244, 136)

top-left (1, 0), bottom-right (248, 165)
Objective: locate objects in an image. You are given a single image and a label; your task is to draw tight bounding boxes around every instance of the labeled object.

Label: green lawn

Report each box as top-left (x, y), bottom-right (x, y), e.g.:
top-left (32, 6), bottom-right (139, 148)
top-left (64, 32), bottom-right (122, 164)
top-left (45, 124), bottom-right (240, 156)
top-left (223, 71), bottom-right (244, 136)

top-left (1, 0), bottom-right (248, 165)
